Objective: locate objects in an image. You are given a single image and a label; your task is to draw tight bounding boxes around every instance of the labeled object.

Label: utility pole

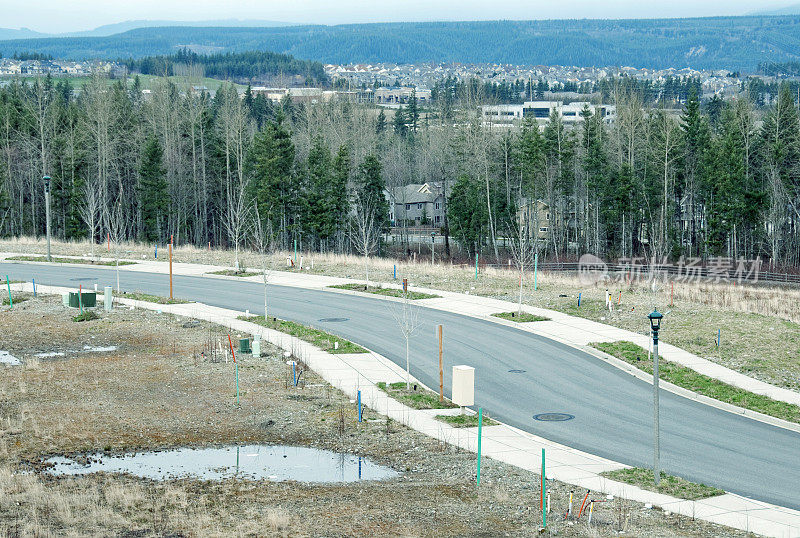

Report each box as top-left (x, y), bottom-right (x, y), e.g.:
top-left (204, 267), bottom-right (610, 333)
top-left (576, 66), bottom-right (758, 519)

top-left (43, 176), bottom-right (52, 262)
top-left (648, 308), bottom-right (663, 486)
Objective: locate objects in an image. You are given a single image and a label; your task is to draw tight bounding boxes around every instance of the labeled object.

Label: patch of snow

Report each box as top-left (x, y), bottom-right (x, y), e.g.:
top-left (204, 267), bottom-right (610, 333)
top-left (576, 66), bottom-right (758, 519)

top-left (82, 345), bottom-right (117, 353)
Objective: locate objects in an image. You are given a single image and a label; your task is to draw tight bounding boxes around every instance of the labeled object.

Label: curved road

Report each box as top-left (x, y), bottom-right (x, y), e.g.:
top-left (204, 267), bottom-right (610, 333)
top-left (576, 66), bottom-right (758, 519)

top-left (3, 261), bottom-right (799, 510)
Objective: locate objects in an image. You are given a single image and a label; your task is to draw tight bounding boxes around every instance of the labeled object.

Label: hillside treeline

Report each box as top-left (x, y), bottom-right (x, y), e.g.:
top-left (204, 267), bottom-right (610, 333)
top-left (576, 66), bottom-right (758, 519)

top-left (1, 74), bottom-right (800, 267)
top-left (123, 49), bottom-right (328, 84)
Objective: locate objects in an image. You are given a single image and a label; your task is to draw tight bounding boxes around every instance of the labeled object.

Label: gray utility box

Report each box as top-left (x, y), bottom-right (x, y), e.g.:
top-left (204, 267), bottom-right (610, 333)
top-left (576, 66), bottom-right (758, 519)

top-left (68, 292), bottom-right (96, 308)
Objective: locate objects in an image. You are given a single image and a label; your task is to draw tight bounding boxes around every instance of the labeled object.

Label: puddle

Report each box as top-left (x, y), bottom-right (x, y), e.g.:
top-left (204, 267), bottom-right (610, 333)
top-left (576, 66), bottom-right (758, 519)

top-left (44, 445), bottom-right (399, 482)
top-left (82, 345), bottom-right (117, 353)
top-left (0, 351), bottom-right (21, 365)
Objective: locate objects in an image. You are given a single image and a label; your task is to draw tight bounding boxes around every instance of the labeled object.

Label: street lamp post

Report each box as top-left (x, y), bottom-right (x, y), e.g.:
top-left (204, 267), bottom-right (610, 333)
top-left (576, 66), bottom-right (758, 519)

top-left (648, 308), bottom-right (663, 487)
top-left (430, 231), bottom-right (436, 265)
top-left (43, 176), bottom-right (52, 262)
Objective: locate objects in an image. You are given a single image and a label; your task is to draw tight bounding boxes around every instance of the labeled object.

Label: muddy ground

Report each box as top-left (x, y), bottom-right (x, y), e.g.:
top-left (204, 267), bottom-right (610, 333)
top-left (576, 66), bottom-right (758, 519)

top-left (0, 295), bottom-right (749, 537)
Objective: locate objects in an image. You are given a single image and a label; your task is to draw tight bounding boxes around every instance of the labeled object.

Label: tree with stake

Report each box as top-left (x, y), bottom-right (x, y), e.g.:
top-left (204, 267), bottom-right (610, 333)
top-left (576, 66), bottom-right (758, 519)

top-left (506, 210), bottom-right (537, 315)
top-left (251, 204), bottom-right (275, 318)
top-left (391, 283), bottom-right (422, 389)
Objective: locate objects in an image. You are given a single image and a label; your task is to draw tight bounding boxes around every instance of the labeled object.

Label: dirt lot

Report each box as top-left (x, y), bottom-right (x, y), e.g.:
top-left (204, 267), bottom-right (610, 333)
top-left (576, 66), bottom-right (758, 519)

top-left (0, 295), bottom-right (749, 537)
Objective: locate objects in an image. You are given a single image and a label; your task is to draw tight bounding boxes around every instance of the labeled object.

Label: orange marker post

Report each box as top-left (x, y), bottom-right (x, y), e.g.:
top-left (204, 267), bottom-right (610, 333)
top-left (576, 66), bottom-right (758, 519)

top-left (107, 233), bottom-right (110, 252)
top-left (228, 334), bottom-right (239, 406)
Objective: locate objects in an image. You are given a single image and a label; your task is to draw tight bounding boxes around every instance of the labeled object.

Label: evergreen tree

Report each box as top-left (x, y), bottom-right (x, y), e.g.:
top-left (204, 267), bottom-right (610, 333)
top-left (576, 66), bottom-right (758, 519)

top-left (247, 120), bottom-right (297, 243)
top-left (376, 109), bottom-right (387, 135)
top-left (138, 136), bottom-right (169, 242)
top-left (355, 154), bottom-right (389, 234)
top-left (447, 174), bottom-right (487, 256)
top-left (393, 106), bottom-right (407, 136)
top-left (407, 90), bottom-right (419, 133)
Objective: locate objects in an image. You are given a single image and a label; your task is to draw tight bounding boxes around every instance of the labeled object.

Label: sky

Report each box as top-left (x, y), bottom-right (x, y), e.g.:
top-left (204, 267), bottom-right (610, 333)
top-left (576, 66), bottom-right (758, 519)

top-left (1, 0), bottom-right (798, 33)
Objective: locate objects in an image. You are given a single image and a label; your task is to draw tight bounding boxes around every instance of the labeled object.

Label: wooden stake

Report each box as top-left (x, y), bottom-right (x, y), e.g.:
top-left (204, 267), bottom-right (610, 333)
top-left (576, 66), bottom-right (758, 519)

top-left (438, 324), bottom-right (444, 402)
top-left (169, 235), bottom-right (174, 300)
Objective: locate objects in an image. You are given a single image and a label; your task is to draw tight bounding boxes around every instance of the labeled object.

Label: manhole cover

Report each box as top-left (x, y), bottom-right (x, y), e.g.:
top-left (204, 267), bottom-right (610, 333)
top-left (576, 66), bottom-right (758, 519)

top-left (508, 369), bottom-right (526, 373)
top-left (318, 318), bottom-right (349, 323)
top-left (533, 413), bottom-right (574, 422)
top-left (69, 277), bottom-right (97, 281)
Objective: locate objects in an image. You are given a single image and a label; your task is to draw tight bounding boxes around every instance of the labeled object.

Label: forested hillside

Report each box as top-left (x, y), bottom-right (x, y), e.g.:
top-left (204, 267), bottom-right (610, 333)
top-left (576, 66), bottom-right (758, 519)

top-left (2, 75), bottom-right (800, 267)
top-left (3, 16), bottom-right (800, 69)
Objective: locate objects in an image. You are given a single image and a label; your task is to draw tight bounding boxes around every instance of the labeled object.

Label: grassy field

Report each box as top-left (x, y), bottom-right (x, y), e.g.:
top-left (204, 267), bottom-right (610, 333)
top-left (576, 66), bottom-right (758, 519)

top-left (330, 283), bottom-right (440, 300)
top-left (601, 468), bottom-right (725, 501)
top-left (0, 296), bottom-right (746, 536)
top-left (377, 381), bottom-right (458, 410)
top-left (593, 341), bottom-right (800, 424)
top-left (6, 255), bottom-right (136, 267)
top-left (435, 414), bottom-right (498, 428)
top-left (115, 291), bottom-right (191, 305)
top-left (208, 269), bottom-right (260, 277)
top-left (491, 311), bottom-right (550, 322)
top-left (4, 236), bottom-right (800, 392)
top-left (243, 315), bottom-right (367, 354)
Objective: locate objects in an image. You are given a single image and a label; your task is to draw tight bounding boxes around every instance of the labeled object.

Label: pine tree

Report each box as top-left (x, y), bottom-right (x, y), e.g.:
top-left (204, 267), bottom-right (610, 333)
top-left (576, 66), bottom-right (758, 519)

top-left (376, 109), bottom-right (387, 135)
top-left (355, 154), bottom-right (389, 234)
top-left (138, 136), bottom-right (169, 242)
top-left (393, 107), bottom-right (407, 136)
top-left (247, 120), bottom-right (297, 243)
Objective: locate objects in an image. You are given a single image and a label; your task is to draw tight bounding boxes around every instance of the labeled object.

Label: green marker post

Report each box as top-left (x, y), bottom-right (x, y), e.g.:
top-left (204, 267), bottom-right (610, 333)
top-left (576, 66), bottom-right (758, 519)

top-left (294, 238), bottom-right (297, 267)
top-left (534, 252), bottom-right (538, 291)
top-left (477, 407), bottom-right (483, 486)
top-left (5, 275), bottom-right (12, 308)
top-left (542, 448), bottom-right (546, 528)
top-left (475, 252), bottom-right (478, 281)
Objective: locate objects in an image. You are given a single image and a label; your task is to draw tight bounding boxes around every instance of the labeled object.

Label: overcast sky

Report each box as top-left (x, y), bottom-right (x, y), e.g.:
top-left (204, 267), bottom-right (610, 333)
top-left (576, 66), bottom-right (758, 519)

top-left (1, 0), bottom-right (797, 33)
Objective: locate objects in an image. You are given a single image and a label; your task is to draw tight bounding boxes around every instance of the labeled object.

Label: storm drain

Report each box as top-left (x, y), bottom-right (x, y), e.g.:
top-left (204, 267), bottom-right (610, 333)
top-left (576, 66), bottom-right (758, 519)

top-left (533, 413), bottom-right (574, 422)
top-left (318, 318), bottom-right (349, 323)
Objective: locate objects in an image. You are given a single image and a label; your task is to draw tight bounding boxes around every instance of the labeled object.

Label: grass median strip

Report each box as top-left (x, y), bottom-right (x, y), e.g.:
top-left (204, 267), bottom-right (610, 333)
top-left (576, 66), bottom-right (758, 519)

top-left (601, 468), bottom-right (724, 500)
top-left (242, 315), bottom-right (367, 354)
top-left (592, 340), bottom-right (800, 424)
top-left (330, 283), bottom-right (440, 300)
top-left (208, 269), bottom-right (260, 277)
top-left (7, 255), bottom-right (136, 266)
top-left (491, 311), bottom-right (550, 322)
top-left (435, 414), bottom-right (498, 428)
top-left (377, 381), bottom-right (458, 409)
top-left (115, 291), bottom-right (191, 304)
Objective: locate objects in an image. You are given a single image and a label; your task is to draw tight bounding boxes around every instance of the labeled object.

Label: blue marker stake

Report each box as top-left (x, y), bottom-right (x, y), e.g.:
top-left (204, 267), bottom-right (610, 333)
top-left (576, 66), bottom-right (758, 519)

top-left (393, 265), bottom-right (396, 280)
top-left (32, 278), bottom-right (36, 298)
top-left (357, 390), bottom-right (362, 423)
top-left (717, 329), bottom-right (720, 348)
top-left (292, 362), bottom-right (297, 387)
top-left (155, 244), bottom-right (158, 259)
top-left (578, 292), bottom-right (582, 307)
top-left (358, 456), bottom-right (362, 479)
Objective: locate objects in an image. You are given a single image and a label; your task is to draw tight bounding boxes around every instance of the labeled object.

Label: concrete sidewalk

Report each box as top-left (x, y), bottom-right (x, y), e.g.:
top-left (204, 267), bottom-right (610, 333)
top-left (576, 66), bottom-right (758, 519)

top-left (9, 280), bottom-right (800, 537)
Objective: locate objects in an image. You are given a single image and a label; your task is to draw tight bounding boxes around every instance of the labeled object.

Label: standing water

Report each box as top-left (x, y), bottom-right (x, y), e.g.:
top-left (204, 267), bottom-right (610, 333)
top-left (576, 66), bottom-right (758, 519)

top-left (45, 445), bottom-right (398, 482)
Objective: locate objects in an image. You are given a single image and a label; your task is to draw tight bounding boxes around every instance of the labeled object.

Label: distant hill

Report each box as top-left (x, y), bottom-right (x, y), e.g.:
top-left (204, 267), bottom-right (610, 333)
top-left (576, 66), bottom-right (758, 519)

top-left (751, 4), bottom-right (800, 15)
top-left (0, 27), bottom-right (47, 41)
top-left (3, 16), bottom-right (800, 70)
top-left (62, 19), bottom-right (296, 37)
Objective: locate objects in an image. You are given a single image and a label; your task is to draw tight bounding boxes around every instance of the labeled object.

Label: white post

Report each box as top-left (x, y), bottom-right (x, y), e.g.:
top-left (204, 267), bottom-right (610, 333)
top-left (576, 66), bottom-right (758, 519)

top-left (104, 286), bottom-right (113, 311)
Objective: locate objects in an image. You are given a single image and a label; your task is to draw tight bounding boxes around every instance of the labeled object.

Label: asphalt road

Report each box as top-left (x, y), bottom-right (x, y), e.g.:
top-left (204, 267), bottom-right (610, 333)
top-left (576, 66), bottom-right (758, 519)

top-left (3, 261), bottom-right (799, 510)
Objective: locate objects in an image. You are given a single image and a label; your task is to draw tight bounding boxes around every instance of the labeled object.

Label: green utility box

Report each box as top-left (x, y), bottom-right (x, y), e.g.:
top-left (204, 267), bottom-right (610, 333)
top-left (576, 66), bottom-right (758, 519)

top-left (239, 338), bottom-right (251, 354)
top-left (68, 292), bottom-right (97, 308)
